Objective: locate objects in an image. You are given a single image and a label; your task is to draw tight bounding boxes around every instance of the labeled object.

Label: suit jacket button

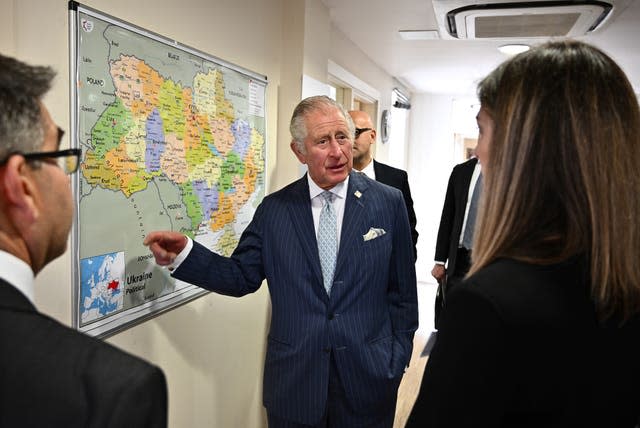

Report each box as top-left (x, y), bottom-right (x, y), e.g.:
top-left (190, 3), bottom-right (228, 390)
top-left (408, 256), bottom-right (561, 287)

top-left (328, 313), bottom-right (334, 320)
top-left (323, 347), bottom-right (331, 353)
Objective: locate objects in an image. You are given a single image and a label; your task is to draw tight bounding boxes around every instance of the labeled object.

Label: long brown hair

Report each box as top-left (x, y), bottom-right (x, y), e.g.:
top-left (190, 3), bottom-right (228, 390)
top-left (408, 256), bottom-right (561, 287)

top-left (471, 40), bottom-right (640, 321)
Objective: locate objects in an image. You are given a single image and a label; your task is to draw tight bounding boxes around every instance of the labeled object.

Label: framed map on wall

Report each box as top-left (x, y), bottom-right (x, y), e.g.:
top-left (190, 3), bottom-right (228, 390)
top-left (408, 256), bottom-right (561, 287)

top-left (69, 2), bottom-right (267, 337)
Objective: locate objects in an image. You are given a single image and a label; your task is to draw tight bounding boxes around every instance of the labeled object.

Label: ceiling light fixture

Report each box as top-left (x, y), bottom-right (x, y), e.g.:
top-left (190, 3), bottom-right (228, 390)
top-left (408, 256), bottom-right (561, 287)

top-left (497, 44), bottom-right (530, 55)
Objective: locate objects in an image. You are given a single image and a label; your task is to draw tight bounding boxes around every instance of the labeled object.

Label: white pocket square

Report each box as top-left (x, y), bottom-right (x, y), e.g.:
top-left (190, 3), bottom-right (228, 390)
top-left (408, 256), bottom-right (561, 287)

top-left (363, 227), bottom-right (386, 241)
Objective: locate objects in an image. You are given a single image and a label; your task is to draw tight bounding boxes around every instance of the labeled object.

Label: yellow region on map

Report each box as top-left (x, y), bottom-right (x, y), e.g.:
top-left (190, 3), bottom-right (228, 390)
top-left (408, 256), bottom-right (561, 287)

top-left (82, 54), bottom-right (264, 237)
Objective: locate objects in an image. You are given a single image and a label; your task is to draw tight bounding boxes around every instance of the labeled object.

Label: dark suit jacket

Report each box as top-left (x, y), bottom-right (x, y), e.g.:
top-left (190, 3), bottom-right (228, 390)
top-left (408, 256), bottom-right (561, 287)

top-left (434, 157), bottom-right (478, 276)
top-left (173, 171), bottom-right (418, 425)
top-left (0, 279), bottom-right (168, 428)
top-left (407, 258), bottom-right (640, 428)
top-left (373, 160), bottom-right (419, 260)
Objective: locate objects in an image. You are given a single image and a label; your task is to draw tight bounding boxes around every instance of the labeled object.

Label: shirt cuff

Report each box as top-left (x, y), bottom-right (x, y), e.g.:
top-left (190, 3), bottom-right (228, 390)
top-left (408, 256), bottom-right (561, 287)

top-left (434, 261), bottom-right (445, 265)
top-left (167, 236), bottom-right (194, 272)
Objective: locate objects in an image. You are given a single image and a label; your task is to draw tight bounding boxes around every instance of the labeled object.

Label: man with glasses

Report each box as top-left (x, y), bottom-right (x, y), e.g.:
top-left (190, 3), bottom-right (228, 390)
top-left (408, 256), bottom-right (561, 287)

top-left (348, 110), bottom-right (418, 260)
top-left (0, 53), bottom-right (167, 427)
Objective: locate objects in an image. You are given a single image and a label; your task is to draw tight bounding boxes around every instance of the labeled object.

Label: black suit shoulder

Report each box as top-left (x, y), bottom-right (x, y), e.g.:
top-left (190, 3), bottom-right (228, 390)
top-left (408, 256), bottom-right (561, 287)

top-left (459, 258), bottom-right (593, 327)
top-left (359, 170), bottom-right (403, 197)
top-left (0, 282), bottom-right (167, 427)
top-left (373, 160), bottom-right (408, 186)
top-left (451, 157), bottom-right (477, 176)
top-left (410, 257), bottom-right (640, 427)
top-left (447, 158), bottom-right (478, 201)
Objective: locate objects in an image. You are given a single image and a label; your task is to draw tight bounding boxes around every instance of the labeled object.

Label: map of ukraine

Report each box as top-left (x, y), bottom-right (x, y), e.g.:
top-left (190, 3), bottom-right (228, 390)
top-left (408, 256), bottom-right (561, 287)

top-left (82, 55), bottom-right (264, 245)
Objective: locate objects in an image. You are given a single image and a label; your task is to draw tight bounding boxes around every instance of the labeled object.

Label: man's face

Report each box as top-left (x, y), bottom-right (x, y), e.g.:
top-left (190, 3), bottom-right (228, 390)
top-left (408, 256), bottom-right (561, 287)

top-left (34, 104), bottom-right (74, 263)
top-left (350, 113), bottom-right (375, 164)
top-left (291, 107), bottom-right (353, 190)
top-left (475, 106), bottom-right (493, 168)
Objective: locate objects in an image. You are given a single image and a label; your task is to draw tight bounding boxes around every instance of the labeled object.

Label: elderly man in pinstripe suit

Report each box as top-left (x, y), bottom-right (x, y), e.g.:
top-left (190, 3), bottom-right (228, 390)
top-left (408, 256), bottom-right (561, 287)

top-left (144, 96), bottom-right (418, 428)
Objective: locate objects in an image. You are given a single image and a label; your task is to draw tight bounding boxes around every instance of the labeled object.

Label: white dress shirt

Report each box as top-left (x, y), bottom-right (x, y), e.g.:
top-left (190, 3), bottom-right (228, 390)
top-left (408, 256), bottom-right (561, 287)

top-left (0, 250), bottom-right (35, 304)
top-left (358, 160), bottom-right (376, 180)
top-left (307, 174), bottom-right (349, 247)
top-left (458, 161), bottom-right (482, 247)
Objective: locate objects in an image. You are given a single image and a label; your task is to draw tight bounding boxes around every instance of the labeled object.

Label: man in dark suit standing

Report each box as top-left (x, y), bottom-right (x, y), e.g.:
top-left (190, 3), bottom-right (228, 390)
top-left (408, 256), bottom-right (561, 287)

top-left (348, 110), bottom-right (418, 260)
top-left (0, 53), bottom-right (167, 427)
top-left (432, 152), bottom-right (483, 327)
top-left (144, 96), bottom-right (418, 428)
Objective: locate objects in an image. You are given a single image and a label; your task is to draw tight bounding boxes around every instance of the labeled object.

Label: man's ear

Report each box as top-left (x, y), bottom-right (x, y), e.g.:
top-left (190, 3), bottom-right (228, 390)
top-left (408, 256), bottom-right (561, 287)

top-left (2, 155), bottom-right (39, 222)
top-left (369, 129), bottom-right (377, 143)
top-left (290, 140), bottom-right (307, 164)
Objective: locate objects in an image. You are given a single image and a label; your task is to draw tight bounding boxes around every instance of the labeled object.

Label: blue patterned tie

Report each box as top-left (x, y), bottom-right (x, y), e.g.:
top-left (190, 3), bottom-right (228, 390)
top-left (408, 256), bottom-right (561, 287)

top-left (462, 174), bottom-right (482, 249)
top-left (318, 191), bottom-right (337, 295)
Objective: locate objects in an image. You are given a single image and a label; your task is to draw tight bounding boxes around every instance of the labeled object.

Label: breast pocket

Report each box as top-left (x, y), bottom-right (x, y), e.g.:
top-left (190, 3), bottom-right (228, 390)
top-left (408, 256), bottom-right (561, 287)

top-left (361, 230), bottom-right (392, 262)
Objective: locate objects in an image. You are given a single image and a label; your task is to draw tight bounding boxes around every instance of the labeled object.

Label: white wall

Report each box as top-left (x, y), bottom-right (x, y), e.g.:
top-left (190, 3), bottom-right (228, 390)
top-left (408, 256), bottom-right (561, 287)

top-left (0, 1), bottom-right (14, 54)
top-left (329, 26), bottom-right (411, 168)
top-left (407, 93), bottom-right (458, 284)
top-left (408, 93), bottom-right (482, 285)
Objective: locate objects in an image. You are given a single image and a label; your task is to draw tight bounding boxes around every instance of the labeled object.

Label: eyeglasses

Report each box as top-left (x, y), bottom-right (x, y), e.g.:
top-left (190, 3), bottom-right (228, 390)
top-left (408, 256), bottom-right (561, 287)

top-left (354, 127), bottom-right (372, 138)
top-left (0, 148), bottom-right (82, 175)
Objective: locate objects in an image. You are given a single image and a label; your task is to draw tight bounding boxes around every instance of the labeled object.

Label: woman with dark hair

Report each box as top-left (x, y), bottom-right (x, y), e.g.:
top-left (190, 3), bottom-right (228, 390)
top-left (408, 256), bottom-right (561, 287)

top-left (407, 40), bottom-right (640, 427)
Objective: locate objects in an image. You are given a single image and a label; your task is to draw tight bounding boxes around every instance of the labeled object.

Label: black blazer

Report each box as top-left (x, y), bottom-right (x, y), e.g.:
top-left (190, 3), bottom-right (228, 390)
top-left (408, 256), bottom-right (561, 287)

top-left (433, 157), bottom-right (477, 274)
top-left (373, 160), bottom-right (419, 260)
top-left (0, 279), bottom-right (168, 427)
top-left (407, 258), bottom-right (640, 427)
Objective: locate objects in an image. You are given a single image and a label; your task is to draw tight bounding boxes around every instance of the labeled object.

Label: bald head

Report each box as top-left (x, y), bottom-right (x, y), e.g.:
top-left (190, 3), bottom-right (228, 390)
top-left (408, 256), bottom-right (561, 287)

top-left (348, 110), bottom-right (377, 170)
top-left (348, 110), bottom-right (374, 129)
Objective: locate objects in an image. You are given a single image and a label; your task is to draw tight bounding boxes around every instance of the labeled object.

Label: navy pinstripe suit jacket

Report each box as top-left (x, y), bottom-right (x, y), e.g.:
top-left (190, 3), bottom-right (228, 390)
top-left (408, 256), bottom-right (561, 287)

top-left (173, 171), bottom-right (418, 425)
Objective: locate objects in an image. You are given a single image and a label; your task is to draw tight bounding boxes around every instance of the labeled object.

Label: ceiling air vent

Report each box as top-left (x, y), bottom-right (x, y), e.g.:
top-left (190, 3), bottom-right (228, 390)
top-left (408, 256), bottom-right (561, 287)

top-left (432, 1), bottom-right (613, 40)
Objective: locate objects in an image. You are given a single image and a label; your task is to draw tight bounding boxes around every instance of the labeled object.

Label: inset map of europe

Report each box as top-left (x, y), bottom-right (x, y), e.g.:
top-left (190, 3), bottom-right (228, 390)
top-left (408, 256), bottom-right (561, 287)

top-left (73, 6), bottom-right (266, 335)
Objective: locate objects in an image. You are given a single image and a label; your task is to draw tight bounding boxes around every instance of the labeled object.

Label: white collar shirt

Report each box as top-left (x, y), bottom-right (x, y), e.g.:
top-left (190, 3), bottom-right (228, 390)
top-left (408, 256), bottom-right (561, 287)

top-left (358, 160), bottom-right (376, 180)
top-left (459, 161), bottom-right (482, 247)
top-left (0, 250), bottom-right (35, 305)
top-left (308, 174), bottom-right (349, 248)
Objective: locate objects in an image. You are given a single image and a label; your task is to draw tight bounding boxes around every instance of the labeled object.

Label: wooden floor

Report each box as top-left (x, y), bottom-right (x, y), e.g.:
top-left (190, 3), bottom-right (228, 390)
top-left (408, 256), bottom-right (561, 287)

top-left (393, 281), bottom-right (437, 428)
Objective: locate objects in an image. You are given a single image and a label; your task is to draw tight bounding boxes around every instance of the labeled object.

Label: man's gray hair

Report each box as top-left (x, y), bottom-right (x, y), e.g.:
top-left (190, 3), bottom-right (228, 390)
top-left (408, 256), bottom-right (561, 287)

top-left (0, 54), bottom-right (56, 160)
top-left (289, 95), bottom-right (355, 153)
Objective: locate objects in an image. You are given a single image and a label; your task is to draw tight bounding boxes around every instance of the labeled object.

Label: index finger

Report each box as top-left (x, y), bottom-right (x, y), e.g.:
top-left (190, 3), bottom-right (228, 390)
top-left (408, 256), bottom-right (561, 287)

top-left (143, 231), bottom-right (164, 246)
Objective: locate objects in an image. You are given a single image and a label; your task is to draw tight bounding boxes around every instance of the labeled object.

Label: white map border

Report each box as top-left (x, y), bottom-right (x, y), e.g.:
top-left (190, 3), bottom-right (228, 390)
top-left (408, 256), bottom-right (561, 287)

top-left (69, 1), bottom-right (268, 338)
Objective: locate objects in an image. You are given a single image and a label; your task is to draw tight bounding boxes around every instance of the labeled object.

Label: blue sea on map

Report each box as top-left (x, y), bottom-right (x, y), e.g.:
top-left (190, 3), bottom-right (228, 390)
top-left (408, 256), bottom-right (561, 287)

top-left (80, 251), bottom-right (126, 323)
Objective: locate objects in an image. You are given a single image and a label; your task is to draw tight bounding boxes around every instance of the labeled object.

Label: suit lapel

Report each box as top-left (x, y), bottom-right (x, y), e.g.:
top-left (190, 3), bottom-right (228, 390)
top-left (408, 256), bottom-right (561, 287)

top-left (286, 175), bottom-right (326, 297)
top-left (373, 160), bottom-right (391, 184)
top-left (335, 172), bottom-right (369, 276)
top-left (287, 172), bottom-right (371, 300)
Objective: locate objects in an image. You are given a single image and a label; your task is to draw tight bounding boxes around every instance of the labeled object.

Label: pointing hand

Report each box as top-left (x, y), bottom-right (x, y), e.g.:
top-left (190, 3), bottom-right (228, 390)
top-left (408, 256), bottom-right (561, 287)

top-left (143, 231), bottom-right (188, 266)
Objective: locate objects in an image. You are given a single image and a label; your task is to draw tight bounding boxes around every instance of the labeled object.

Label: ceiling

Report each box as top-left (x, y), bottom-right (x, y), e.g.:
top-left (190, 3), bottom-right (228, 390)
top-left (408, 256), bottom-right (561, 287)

top-left (322, 0), bottom-right (640, 96)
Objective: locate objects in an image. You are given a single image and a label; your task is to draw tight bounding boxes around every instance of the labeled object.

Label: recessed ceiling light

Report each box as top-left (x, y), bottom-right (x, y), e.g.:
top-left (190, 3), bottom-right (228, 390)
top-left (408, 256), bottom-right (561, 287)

top-left (398, 30), bottom-right (440, 41)
top-left (497, 44), bottom-right (531, 55)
